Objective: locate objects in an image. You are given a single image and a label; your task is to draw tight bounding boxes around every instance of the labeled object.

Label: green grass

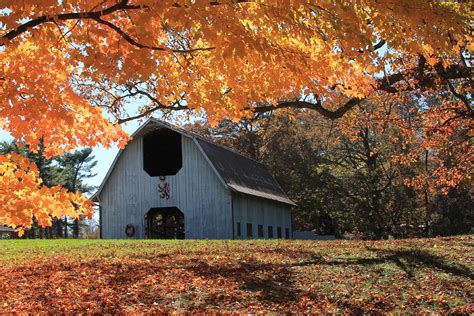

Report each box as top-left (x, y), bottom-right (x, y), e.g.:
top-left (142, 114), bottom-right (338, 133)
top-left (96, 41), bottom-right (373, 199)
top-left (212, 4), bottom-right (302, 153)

top-left (0, 236), bottom-right (472, 313)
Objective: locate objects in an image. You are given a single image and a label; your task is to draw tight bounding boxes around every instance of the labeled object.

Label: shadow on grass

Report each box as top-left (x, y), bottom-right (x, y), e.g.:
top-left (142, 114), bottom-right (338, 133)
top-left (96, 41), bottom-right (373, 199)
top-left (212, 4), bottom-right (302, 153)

top-left (188, 258), bottom-right (302, 305)
top-left (292, 248), bottom-right (473, 280)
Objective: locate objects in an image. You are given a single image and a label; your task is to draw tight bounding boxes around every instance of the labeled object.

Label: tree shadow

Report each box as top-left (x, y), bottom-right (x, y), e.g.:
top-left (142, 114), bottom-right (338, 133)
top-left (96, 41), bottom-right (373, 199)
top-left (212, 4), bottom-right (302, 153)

top-left (291, 248), bottom-right (473, 280)
top-left (187, 257), bottom-right (302, 307)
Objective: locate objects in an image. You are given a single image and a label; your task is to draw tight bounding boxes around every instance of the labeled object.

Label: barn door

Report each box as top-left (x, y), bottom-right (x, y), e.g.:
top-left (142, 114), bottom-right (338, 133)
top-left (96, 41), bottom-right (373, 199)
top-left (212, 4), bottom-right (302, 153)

top-left (145, 207), bottom-right (185, 239)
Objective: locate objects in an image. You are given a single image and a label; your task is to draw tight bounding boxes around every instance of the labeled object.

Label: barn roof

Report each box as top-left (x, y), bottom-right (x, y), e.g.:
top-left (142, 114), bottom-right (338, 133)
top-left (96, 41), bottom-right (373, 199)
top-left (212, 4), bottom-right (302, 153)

top-left (92, 118), bottom-right (295, 206)
top-left (0, 226), bottom-right (15, 233)
top-left (195, 138), bottom-right (295, 205)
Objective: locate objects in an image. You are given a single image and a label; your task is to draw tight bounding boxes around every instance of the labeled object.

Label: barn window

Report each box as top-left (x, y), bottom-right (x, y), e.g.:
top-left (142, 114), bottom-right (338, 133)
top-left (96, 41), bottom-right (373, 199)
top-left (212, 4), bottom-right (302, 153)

top-left (236, 222), bottom-right (241, 236)
top-left (246, 223), bottom-right (253, 238)
top-left (277, 227), bottom-right (282, 239)
top-left (258, 224), bottom-right (264, 238)
top-left (268, 226), bottom-right (273, 238)
top-left (143, 128), bottom-right (182, 176)
top-left (285, 228), bottom-right (290, 239)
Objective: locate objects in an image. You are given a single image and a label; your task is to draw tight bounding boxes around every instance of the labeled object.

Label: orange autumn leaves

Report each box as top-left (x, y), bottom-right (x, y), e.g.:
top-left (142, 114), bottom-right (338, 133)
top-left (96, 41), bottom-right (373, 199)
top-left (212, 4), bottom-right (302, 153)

top-left (1, 27), bottom-right (127, 232)
top-left (337, 94), bottom-right (473, 195)
top-left (0, 154), bottom-right (93, 236)
top-left (0, 0), bottom-right (472, 231)
top-left (1, 36), bottom-right (129, 155)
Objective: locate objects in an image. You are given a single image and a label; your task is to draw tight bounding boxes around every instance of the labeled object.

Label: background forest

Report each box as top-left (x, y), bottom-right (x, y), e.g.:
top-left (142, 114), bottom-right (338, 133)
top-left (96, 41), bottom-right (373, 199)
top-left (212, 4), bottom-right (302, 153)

top-left (187, 96), bottom-right (473, 240)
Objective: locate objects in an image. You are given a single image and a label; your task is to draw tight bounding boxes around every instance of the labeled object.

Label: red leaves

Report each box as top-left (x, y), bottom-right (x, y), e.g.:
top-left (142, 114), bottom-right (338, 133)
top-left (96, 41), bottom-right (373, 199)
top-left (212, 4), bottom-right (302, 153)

top-left (0, 237), bottom-right (472, 313)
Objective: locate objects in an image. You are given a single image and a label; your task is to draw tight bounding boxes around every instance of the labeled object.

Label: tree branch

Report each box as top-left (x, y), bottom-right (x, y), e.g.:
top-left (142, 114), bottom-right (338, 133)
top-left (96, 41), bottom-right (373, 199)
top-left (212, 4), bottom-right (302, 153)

top-left (92, 17), bottom-right (214, 53)
top-left (252, 97), bottom-right (362, 120)
top-left (253, 60), bottom-right (472, 120)
top-left (358, 39), bottom-right (386, 53)
top-left (116, 88), bottom-right (187, 124)
top-left (1, 1), bottom-right (142, 44)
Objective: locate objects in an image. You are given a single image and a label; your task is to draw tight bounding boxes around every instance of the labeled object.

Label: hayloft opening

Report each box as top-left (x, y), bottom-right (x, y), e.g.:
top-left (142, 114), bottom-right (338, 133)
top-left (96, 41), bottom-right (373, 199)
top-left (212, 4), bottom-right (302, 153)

top-left (143, 128), bottom-right (182, 176)
top-left (145, 207), bottom-right (185, 239)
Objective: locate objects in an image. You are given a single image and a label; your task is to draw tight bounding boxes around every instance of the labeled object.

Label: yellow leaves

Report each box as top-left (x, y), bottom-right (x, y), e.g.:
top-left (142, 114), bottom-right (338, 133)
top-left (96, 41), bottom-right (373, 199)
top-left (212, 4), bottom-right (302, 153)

top-left (0, 153), bottom-right (94, 235)
top-left (0, 0), bottom-right (471, 228)
top-left (466, 42), bottom-right (474, 53)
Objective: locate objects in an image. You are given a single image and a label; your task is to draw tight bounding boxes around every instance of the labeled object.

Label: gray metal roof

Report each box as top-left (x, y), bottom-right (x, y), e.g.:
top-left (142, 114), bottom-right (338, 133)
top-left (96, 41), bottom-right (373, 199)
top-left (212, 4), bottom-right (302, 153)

top-left (92, 118), bottom-right (295, 206)
top-left (0, 226), bottom-right (15, 232)
top-left (196, 138), bottom-right (295, 205)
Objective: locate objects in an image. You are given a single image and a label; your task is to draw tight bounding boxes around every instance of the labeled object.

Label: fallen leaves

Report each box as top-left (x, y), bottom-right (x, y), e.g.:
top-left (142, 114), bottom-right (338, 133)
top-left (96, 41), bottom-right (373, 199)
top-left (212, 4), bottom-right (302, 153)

top-left (0, 236), bottom-right (472, 313)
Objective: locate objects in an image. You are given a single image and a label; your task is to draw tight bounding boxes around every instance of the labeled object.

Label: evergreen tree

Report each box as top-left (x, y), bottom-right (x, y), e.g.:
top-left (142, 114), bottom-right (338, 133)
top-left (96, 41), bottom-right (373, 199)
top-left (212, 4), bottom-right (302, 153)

top-left (52, 148), bottom-right (97, 238)
top-left (0, 142), bottom-right (97, 238)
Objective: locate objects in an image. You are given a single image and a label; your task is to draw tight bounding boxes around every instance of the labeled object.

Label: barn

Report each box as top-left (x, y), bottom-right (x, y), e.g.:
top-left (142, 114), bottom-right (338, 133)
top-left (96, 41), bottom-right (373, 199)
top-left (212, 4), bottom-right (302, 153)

top-left (92, 118), bottom-right (295, 240)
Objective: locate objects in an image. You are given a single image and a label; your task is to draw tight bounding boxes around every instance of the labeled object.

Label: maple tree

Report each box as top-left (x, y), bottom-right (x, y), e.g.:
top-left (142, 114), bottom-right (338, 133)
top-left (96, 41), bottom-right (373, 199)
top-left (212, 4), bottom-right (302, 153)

top-left (0, 0), bottom-right (472, 232)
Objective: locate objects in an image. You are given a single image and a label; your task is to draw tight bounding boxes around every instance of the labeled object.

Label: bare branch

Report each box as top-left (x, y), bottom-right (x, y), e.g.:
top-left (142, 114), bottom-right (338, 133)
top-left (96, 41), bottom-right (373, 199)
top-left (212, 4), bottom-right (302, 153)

top-left (252, 59), bottom-right (472, 119)
top-left (252, 97), bottom-right (362, 120)
top-left (1, 1), bottom-right (142, 44)
top-left (92, 17), bottom-right (214, 53)
top-left (116, 88), bottom-right (187, 124)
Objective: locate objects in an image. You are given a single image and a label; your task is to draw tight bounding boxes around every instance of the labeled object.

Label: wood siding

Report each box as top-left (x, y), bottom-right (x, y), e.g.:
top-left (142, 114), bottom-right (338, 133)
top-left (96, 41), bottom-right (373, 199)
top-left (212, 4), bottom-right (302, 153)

top-left (232, 193), bottom-right (292, 239)
top-left (99, 134), bottom-right (233, 239)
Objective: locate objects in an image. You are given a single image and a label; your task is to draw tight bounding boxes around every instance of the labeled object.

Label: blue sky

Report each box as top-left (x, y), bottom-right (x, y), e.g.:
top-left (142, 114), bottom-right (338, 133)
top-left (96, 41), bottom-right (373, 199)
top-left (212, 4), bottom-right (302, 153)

top-left (0, 124), bottom-right (132, 189)
top-left (0, 112), bottom-right (192, 192)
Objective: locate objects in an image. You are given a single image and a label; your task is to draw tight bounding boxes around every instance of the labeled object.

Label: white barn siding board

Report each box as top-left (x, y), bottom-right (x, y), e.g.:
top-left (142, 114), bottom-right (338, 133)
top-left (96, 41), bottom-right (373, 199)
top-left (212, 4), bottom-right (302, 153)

top-left (95, 119), bottom-right (294, 240)
top-left (100, 135), bottom-right (232, 239)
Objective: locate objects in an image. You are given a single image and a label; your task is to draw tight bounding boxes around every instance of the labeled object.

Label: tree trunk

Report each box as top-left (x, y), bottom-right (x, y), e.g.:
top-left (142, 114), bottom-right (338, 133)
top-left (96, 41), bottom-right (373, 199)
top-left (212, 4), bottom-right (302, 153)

top-left (424, 151), bottom-right (430, 237)
top-left (64, 217), bottom-right (68, 238)
top-left (74, 219), bottom-right (79, 238)
top-left (55, 219), bottom-right (63, 238)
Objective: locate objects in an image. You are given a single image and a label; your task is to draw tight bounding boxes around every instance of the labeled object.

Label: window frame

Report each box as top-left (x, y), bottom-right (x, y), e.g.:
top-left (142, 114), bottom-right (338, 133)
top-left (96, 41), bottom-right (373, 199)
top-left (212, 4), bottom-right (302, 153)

top-left (268, 226), bottom-right (273, 239)
top-left (246, 223), bottom-right (253, 238)
top-left (236, 222), bottom-right (241, 236)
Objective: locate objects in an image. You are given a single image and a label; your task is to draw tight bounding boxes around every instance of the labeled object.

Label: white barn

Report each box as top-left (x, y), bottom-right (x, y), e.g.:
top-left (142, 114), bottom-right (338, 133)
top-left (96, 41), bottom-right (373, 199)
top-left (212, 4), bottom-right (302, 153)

top-left (92, 118), bottom-right (295, 240)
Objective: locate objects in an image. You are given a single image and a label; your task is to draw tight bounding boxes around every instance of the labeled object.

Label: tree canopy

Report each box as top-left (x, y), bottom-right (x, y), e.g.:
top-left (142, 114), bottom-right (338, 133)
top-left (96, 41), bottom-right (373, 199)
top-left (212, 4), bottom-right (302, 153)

top-left (187, 104), bottom-right (473, 239)
top-left (0, 0), bottom-right (472, 232)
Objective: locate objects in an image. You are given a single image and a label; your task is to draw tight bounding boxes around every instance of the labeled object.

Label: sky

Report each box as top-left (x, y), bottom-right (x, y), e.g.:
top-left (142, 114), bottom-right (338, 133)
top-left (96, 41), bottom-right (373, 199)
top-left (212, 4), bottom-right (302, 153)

top-left (0, 111), bottom-right (189, 193)
top-left (0, 125), bottom-right (129, 190)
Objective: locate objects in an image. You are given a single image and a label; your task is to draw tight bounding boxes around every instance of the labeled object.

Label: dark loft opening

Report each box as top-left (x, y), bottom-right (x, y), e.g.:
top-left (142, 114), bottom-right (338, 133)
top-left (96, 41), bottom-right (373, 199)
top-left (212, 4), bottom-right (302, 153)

top-left (143, 128), bottom-right (182, 176)
top-left (145, 207), bottom-right (185, 239)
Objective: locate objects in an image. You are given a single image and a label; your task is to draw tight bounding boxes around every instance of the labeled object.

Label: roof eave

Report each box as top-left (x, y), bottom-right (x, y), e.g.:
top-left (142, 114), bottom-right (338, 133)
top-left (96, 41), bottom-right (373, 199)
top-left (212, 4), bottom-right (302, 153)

top-left (228, 184), bottom-right (297, 206)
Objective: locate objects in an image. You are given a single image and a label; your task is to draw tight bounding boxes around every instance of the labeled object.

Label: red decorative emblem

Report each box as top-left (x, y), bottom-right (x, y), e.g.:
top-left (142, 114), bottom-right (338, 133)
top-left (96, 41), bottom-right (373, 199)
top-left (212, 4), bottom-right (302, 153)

top-left (158, 182), bottom-right (170, 200)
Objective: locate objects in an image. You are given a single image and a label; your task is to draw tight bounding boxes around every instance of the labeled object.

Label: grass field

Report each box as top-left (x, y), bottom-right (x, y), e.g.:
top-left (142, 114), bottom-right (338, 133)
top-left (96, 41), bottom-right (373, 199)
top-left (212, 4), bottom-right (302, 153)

top-left (0, 236), bottom-right (472, 314)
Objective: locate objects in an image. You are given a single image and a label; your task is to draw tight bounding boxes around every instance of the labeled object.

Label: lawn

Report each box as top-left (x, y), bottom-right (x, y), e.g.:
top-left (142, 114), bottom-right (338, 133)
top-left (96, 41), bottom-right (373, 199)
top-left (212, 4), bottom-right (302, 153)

top-left (0, 236), bottom-right (472, 314)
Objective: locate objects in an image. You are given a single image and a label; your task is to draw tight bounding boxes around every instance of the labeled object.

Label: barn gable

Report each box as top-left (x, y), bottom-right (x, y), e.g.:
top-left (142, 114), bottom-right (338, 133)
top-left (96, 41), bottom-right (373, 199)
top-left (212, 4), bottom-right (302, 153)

top-left (92, 118), bottom-right (294, 240)
top-left (92, 118), bottom-right (295, 206)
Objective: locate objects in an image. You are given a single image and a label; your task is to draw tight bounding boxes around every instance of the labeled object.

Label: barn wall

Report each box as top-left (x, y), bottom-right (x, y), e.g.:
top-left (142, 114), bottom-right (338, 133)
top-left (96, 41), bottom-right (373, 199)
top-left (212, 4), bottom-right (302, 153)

top-left (99, 133), bottom-right (233, 239)
top-left (232, 193), bottom-right (292, 239)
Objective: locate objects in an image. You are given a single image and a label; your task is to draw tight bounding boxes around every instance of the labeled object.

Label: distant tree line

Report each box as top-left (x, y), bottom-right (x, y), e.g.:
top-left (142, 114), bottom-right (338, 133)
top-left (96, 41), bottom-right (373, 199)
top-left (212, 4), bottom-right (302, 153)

top-left (0, 141), bottom-right (97, 239)
top-left (187, 99), bottom-right (473, 240)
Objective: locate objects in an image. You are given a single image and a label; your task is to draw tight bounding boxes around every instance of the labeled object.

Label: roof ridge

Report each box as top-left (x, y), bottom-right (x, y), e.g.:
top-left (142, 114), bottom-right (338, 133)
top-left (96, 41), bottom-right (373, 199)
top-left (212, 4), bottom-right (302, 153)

top-left (149, 117), bottom-right (264, 165)
top-left (193, 136), bottom-right (265, 166)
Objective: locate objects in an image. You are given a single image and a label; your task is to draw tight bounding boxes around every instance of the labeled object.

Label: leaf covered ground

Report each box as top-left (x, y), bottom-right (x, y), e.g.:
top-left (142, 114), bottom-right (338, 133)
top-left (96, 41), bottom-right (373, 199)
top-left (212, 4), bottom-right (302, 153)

top-left (0, 236), bottom-right (472, 314)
